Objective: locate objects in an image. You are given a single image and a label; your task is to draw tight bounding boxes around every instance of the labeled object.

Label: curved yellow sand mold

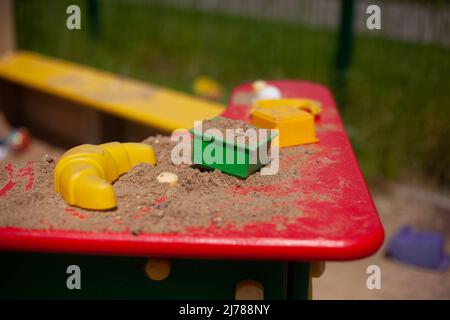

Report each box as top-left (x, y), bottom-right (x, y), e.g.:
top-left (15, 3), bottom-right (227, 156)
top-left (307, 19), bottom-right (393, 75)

top-left (54, 142), bottom-right (156, 210)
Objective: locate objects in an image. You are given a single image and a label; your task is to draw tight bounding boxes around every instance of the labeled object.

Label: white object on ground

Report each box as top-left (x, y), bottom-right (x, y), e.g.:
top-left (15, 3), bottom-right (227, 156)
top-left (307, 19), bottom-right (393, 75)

top-left (157, 172), bottom-right (178, 186)
top-left (252, 80), bottom-right (282, 101)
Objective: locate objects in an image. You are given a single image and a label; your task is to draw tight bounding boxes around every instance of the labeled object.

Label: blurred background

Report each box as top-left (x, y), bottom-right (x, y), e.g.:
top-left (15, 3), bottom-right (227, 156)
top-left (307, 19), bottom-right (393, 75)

top-left (2, 0), bottom-right (450, 299)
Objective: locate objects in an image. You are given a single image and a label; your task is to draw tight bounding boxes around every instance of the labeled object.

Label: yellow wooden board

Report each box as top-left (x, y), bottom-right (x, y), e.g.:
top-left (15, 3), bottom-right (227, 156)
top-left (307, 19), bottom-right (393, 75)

top-left (0, 51), bottom-right (224, 132)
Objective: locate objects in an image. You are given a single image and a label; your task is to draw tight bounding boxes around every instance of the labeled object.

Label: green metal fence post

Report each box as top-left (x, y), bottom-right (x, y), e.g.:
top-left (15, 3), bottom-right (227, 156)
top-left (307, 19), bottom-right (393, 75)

top-left (335, 0), bottom-right (355, 109)
top-left (87, 0), bottom-right (99, 39)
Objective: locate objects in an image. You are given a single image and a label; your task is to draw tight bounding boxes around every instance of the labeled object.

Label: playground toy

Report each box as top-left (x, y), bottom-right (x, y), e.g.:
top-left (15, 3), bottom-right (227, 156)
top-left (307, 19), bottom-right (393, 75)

top-left (54, 142), bottom-right (156, 210)
top-left (5, 127), bottom-right (30, 152)
top-left (252, 98), bottom-right (322, 117)
top-left (0, 112), bottom-right (30, 160)
top-left (251, 100), bottom-right (320, 148)
top-left (0, 127), bottom-right (30, 161)
top-left (191, 117), bottom-right (277, 179)
top-left (386, 226), bottom-right (449, 270)
top-left (252, 80), bottom-right (282, 101)
top-left (0, 76), bottom-right (384, 299)
top-left (192, 75), bottom-right (225, 101)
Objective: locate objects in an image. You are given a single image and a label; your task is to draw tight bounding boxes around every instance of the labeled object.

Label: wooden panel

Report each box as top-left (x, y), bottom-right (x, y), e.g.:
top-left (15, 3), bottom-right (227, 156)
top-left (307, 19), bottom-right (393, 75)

top-left (20, 89), bottom-right (102, 146)
top-left (0, 0), bottom-right (15, 56)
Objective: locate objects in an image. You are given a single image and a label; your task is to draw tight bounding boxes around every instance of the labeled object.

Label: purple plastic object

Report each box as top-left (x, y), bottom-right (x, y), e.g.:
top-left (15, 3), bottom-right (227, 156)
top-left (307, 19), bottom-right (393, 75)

top-left (386, 226), bottom-right (449, 270)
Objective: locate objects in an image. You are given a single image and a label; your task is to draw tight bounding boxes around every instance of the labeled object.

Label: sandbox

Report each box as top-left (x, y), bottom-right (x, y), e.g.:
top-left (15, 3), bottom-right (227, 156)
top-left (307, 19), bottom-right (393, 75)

top-left (0, 80), bottom-right (383, 263)
top-left (0, 134), bottom-right (322, 235)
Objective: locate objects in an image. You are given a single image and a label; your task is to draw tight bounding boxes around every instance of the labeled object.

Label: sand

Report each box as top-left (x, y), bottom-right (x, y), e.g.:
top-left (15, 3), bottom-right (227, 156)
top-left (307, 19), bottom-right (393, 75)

top-left (0, 134), bottom-right (319, 235)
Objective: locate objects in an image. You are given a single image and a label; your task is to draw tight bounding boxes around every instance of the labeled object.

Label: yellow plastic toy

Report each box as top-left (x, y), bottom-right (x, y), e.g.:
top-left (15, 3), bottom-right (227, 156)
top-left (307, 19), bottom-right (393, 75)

top-left (251, 98), bottom-right (322, 117)
top-left (193, 75), bottom-right (224, 101)
top-left (251, 105), bottom-right (319, 148)
top-left (54, 142), bottom-right (156, 210)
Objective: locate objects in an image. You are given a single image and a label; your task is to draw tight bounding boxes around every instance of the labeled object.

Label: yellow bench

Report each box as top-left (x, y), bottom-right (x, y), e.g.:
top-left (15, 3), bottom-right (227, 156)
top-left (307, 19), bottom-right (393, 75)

top-left (0, 51), bottom-right (224, 133)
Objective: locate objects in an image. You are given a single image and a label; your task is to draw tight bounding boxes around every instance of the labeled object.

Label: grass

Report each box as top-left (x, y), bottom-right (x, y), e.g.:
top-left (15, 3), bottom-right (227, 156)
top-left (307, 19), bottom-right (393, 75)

top-left (14, 0), bottom-right (450, 186)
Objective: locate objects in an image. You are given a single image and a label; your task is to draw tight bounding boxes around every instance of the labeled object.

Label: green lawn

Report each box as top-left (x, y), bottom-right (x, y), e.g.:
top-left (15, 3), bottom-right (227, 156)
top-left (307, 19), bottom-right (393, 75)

top-left (15, 0), bottom-right (450, 186)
